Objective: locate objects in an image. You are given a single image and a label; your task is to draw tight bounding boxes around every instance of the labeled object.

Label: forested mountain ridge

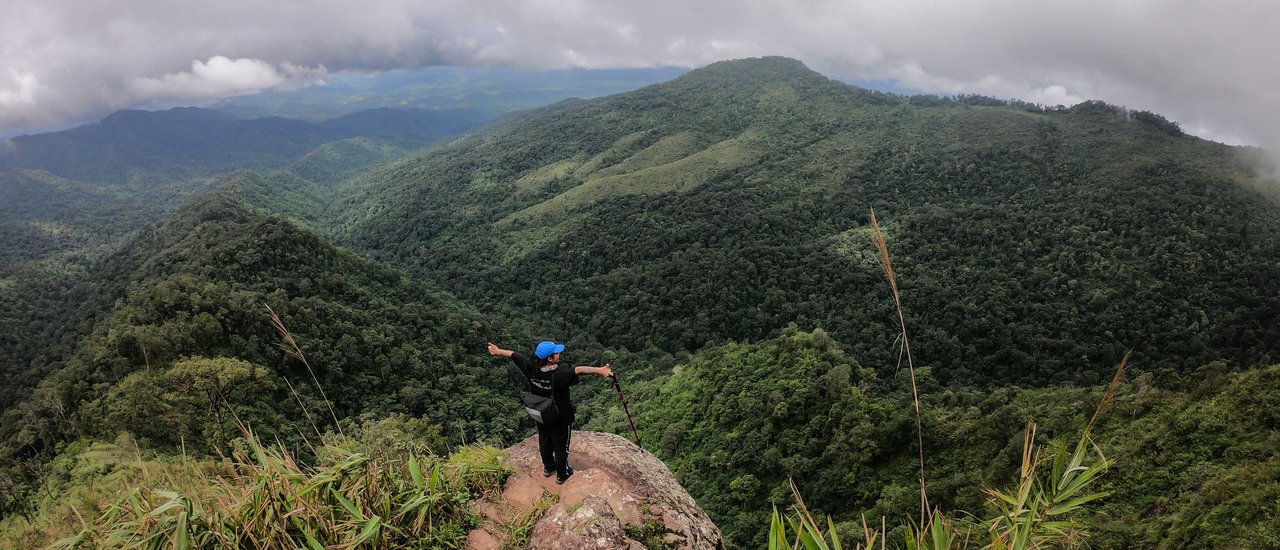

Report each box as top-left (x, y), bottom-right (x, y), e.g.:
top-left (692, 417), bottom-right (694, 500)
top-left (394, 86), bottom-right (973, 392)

top-left (0, 167), bottom-right (392, 407)
top-left (0, 170), bottom-right (153, 275)
top-left (0, 191), bottom-right (536, 522)
top-left (334, 56), bottom-right (1280, 387)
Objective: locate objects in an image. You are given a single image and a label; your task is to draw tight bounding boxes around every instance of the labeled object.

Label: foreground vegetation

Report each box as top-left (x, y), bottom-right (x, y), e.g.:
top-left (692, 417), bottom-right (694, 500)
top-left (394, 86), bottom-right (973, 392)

top-left (3, 419), bottom-right (510, 549)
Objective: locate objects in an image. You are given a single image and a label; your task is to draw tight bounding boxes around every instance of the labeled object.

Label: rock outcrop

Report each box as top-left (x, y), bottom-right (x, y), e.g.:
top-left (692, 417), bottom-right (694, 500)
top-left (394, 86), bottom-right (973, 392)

top-left (467, 431), bottom-right (723, 550)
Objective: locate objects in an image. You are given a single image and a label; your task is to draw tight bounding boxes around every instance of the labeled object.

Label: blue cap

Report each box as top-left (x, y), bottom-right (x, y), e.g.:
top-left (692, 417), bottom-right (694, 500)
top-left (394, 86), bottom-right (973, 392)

top-left (535, 341), bottom-right (565, 359)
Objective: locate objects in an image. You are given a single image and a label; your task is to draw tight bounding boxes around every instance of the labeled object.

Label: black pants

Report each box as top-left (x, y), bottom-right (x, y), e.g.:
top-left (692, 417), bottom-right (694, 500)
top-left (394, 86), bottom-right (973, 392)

top-left (537, 420), bottom-right (572, 478)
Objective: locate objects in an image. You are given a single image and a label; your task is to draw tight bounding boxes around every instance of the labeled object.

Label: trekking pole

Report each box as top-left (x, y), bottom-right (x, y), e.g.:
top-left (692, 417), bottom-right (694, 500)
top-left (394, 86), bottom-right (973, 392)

top-left (610, 372), bottom-right (643, 450)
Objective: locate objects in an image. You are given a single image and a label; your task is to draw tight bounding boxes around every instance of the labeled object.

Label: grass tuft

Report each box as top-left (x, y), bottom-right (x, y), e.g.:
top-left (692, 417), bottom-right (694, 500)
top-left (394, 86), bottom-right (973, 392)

top-left (500, 493), bottom-right (558, 550)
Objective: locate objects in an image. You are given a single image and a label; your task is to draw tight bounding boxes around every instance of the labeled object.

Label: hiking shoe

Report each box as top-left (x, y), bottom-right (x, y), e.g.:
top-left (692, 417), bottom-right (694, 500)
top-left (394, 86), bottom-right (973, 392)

top-left (556, 466), bottom-right (574, 485)
top-left (542, 468), bottom-right (553, 478)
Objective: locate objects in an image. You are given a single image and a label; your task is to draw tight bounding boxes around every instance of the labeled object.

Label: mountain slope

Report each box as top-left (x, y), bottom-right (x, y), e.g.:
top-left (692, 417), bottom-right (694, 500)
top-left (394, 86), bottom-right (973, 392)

top-left (0, 169), bottom-right (334, 396)
top-left (0, 170), bottom-right (147, 274)
top-left (336, 56), bottom-right (1280, 387)
top-left (0, 192), bottom-right (528, 521)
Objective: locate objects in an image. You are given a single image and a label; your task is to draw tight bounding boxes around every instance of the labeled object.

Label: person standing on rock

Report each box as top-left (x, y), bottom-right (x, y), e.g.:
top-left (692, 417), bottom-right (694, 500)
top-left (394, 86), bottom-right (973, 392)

top-left (488, 340), bottom-right (614, 484)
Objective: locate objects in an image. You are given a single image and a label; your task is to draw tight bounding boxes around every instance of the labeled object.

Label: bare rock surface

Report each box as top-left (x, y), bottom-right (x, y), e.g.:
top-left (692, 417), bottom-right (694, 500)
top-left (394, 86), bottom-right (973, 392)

top-left (530, 496), bottom-right (640, 549)
top-left (466, 431), bottom-right (723, 550)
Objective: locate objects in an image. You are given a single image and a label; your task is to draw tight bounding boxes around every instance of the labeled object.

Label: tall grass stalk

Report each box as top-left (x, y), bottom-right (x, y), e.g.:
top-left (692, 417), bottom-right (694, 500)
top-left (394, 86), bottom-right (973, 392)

top-left (281, 374), bottom-right (322, 454)
top-left (868, 208), bottom-right (930, 533)
top-left (266, 304), bottom-right (345, 438)
top-left (766, 211), bottom-right (1122, 549)
top-left (1087, 351), bottom-right (1130, 435)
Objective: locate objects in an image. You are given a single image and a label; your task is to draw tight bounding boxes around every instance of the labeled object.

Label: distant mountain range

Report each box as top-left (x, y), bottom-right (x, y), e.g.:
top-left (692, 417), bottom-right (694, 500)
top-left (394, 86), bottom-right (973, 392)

top-left (212, 66), bottom-right (689, 120)
top-left (0, 106), bottom-right (488, 185)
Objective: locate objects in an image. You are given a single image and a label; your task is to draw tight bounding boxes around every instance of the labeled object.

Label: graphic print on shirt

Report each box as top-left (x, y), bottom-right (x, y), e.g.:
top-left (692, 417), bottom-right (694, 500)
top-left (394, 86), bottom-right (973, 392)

top-left (529, 365), bottom-right (555, 394)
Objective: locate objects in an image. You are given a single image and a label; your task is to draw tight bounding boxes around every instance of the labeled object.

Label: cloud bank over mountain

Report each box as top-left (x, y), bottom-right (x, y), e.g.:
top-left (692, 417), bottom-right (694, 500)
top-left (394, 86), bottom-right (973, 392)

top-left (2, 0), bottom-right (1276, 150)
top-left (126, 56), bottom-right (328, 102)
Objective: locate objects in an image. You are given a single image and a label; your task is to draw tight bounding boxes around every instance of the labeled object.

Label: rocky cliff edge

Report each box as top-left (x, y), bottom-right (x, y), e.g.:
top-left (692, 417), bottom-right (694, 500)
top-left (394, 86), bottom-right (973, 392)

top-left (466, 431), bottom-right (724, 550)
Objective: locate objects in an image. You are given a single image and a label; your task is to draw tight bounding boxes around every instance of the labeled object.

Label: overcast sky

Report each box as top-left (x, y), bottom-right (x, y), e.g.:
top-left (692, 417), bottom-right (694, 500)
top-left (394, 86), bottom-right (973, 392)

top-left (2, 0), bottom-right (1277, 150)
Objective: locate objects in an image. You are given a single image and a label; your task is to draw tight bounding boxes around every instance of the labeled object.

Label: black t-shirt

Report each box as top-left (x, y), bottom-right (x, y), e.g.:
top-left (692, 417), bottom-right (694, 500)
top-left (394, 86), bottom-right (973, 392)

top-left (511, 351), bottom-right (581, 421)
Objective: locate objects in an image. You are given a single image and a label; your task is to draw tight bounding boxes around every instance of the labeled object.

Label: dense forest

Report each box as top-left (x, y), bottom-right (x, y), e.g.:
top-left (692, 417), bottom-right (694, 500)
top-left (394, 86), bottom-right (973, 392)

top-left (585, 328), bottom-right (1280, 547)
top-left (2, 57), bottom-right (1279, 548)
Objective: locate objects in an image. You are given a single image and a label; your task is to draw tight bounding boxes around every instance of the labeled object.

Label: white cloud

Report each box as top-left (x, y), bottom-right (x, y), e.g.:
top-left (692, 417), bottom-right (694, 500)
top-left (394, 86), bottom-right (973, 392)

top-left (0, 69), bottom-right (40, 107)
top-left (0, 0), bottom-right (1277, 153)
top-left (129, 56), bottom-right (317, 101)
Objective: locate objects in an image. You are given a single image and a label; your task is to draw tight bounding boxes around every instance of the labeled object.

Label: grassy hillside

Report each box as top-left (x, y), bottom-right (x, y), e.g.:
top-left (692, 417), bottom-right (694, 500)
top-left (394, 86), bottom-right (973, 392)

top-left (336, 56), bottom-right (1280, 387)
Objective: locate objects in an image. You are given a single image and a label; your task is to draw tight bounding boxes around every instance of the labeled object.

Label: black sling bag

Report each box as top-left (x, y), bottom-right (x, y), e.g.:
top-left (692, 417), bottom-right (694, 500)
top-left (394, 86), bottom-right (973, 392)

top-left (522, 368), bottom-right (560, 424)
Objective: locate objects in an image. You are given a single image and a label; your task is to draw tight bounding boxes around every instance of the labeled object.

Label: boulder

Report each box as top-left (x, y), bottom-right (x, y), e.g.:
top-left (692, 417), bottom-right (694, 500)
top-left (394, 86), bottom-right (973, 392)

top-left (467, 431), bottom-right (723, 549)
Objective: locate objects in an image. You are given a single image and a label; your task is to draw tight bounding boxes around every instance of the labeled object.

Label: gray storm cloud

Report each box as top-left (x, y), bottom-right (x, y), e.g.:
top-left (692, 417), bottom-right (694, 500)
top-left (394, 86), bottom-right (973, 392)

top-left (2, 0), bottom-right (1277, 154)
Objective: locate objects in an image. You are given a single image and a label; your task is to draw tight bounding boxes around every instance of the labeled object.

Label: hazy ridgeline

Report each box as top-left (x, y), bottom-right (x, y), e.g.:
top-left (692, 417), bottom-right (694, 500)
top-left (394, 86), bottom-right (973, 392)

top-left (2, 58), bottom-right (1279, 548)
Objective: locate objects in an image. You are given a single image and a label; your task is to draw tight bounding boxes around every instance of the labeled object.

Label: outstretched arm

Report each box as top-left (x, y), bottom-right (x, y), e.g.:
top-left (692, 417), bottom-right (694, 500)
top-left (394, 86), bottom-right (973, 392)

top-left (487, 342), bottom-right (514, 358)
top-left (575, 363), bottom-right (614, 378)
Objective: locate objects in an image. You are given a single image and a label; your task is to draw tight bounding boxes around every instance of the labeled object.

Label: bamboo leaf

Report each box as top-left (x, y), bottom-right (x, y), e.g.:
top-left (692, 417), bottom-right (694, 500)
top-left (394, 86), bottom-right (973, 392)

top-left (408, 454), bottom-right (424, 489)
top-left (428, 464), bottom-right (442, 492)
top-left (332, 487), bottom-right (363, 520)
top-left (49, 529), bottom-right (89, 549)
top-left (304, 529), bottom-right (326, 550)
top-left (175, 510), bottom-right (190, 550)
top-left (827, 515), bottom-right (843, 550)
top-left (769, 506), bottom-right (787, 550)
top-left (1046, 491), bottom-right (1111, 515)
top-left (354, 516), bottom-right (382, 546)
